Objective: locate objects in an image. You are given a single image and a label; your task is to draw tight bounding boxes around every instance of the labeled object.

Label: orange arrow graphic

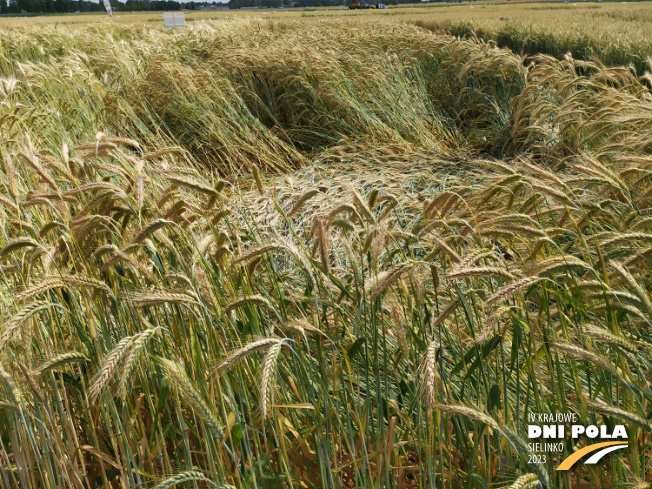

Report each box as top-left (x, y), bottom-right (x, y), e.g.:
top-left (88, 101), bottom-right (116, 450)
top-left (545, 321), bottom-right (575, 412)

top-left (556, 441), bottom-right (627, 471)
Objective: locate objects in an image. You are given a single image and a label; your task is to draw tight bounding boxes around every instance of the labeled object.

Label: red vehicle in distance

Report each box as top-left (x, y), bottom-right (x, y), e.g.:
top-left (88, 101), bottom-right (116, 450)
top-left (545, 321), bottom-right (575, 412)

top-left (350, 1), bottom-right (374, 8)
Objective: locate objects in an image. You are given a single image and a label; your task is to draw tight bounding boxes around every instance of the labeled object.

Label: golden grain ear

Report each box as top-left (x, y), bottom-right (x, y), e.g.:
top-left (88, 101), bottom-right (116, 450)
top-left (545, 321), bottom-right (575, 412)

top-left (289, 189), bottom-right (320, 217)
top-left (3, 153), bottom-right (18, 200)
top-left (251, 164), bottom-right (264, 196)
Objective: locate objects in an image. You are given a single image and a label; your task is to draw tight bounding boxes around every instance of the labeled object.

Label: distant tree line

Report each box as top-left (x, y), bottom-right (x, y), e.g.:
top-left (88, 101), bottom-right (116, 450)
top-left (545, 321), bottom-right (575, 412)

top-left (228, 0), bottom-right (442, 8)
top-left (0, 0), bottom-right (457, 15)
top-left (228, 0), bottom-right (349, 7)
top-left (0, 0), bottom-right (221, 14)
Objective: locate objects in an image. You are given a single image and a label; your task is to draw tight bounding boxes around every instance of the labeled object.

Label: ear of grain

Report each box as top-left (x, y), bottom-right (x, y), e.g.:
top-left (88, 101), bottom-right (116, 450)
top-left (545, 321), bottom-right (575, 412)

top-left (159, 358), bottom-right (223, 438)
top-left (218, 338), bottom-right (282, 372)
top-left (260, 340), bottom-right (284, 420)
top-left (419, 340), bottom-right (441, 410)
top-left (507, 474), bottom-right (539, 489)
top-left (0, 302), bottom-right (52, 352)
top-left (35, 352), bottom-right (89, 376)
top-left (432, 403), bottom-right (499, 430)
top-left (289, 189), bottom-right (320, 217)
top-left (151, 471), bottom-right (214, 489)
top-left (485, 277), bottom-right (541, 307)
top-left (0, 365), bottom-right (22, 405)
top-left (369, 263), bottom-right (415, 302)
top-left (90, 335), bottom-right (136, 399)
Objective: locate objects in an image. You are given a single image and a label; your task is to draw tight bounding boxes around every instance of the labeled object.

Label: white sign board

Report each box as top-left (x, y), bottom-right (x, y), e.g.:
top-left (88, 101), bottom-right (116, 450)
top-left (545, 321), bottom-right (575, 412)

top-left (163, 12), bottom-right (186, 28)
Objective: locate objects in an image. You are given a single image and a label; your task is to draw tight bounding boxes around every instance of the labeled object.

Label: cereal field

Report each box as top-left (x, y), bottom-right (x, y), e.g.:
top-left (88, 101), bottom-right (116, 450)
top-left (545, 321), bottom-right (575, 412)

top-left (0, 3), bottom-right (651, 489)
